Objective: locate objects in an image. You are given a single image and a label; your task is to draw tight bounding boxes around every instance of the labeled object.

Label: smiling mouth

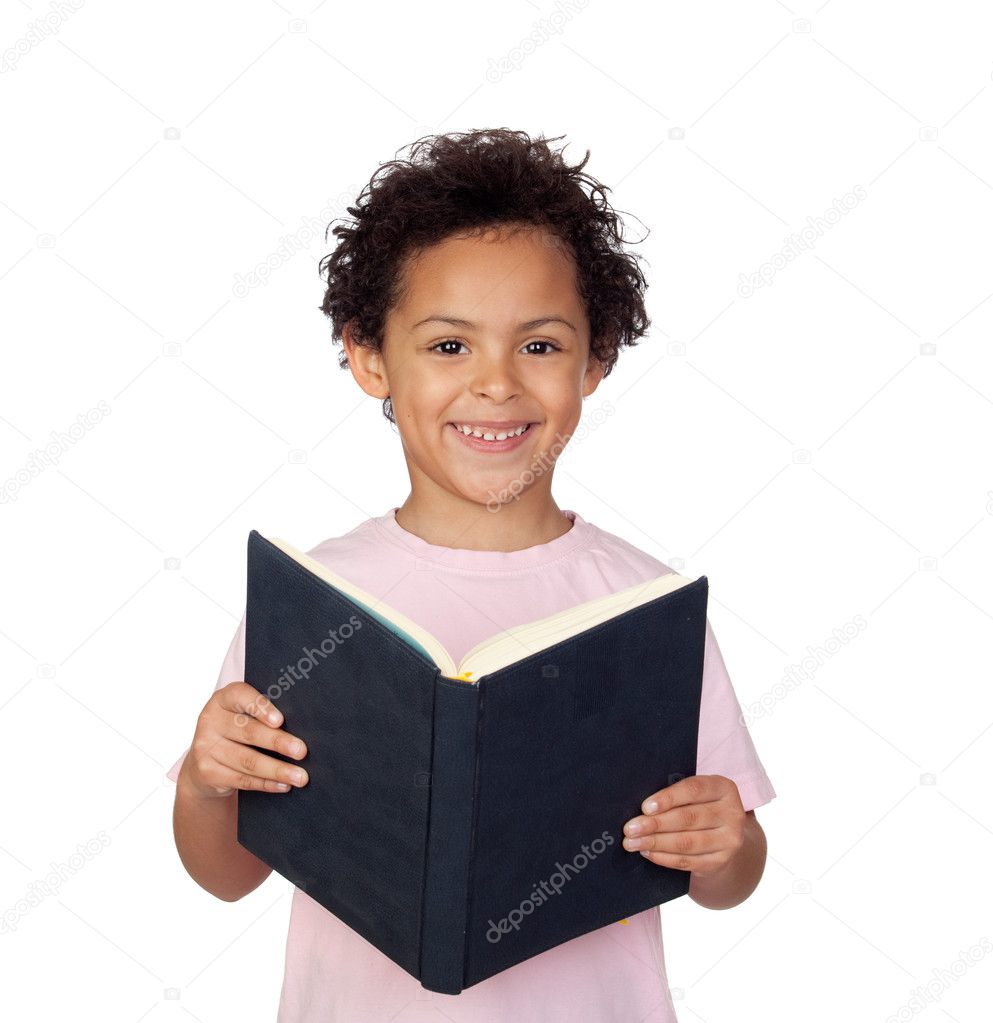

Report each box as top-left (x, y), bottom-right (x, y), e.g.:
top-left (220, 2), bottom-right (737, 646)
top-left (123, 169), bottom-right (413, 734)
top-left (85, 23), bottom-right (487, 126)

top-left (447, 421), bottom-right (539, 453)
top-left (448, 422), bottom-right (534, 441)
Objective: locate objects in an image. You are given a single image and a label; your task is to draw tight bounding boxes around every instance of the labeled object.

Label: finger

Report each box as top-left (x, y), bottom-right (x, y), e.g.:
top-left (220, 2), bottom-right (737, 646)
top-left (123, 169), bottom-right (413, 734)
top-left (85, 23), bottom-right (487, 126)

top-left (218, 681), bottom-right (284, 728)
top-left (639, 775), bottom-right (727, 816)
top-left (212, 736), bottom-right (309, 789)
top-left (192, 684), bottom-right (296, 774)
top-left (198, 760), bottom-right (293, 796)
top-left (186, 736), bottom-right (296, 796)
top-left (624, 802), bottom-right (722, 838)
top-left (638, 849), bottom-right (727, 873)
top-left (223, 713), bottom-right (308, 762)
top-left (623, 827), bottom-right (727, 856)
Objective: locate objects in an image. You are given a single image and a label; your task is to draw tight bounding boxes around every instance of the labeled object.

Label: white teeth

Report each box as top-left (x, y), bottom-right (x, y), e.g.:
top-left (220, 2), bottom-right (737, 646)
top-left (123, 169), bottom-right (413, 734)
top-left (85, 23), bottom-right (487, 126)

top-left (454, 423), bottom-right (529, 441)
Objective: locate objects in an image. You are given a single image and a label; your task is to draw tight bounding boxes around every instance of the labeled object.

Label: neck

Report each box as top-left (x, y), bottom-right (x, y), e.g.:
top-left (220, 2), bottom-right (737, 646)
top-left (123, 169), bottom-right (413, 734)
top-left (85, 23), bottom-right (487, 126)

top-left (394, 487), bottom-right (573, 552)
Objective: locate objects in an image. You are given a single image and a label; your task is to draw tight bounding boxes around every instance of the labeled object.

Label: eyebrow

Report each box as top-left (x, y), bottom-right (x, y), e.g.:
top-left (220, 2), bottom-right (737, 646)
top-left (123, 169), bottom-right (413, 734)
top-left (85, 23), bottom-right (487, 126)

top-left (410, 314), bottom-right (577, 333)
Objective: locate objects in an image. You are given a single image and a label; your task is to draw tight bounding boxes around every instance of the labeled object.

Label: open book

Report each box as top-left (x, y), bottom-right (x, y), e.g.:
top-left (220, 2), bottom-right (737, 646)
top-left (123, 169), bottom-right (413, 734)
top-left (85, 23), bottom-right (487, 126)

top-left (237, 530), bottom-right (709, 994)
top-left (264, 534), bottom-right (698, 682)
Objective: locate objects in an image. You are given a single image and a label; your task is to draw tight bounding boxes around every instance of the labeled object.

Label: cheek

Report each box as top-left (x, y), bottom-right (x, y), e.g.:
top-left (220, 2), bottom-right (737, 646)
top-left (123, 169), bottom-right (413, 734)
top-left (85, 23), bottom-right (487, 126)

top-left (394, 365), bottom-right (457, 411)
top-left (538, 376), bottom-right (585, 415)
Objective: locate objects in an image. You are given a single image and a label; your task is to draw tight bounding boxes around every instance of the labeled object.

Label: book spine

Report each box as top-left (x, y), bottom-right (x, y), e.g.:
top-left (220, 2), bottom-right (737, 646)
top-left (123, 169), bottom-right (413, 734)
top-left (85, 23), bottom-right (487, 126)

top-left (418, 675), bottom-right (483, 994)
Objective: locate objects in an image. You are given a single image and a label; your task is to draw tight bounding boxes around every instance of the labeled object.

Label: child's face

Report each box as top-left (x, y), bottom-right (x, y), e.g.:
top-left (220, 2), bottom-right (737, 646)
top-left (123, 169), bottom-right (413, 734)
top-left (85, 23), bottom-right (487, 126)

top-left (363, 225), bottom-right (604, 511)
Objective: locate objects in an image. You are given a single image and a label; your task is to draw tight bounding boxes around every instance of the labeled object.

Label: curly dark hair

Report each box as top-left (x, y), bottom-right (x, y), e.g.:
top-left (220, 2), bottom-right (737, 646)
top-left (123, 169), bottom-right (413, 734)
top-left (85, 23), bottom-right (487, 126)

top-left (318, 127), bottom-right (651, 423)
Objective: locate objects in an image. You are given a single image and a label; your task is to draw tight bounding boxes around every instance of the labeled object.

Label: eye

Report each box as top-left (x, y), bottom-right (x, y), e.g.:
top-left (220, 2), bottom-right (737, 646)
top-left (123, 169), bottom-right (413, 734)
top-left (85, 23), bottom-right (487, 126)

top-left (429, 338), bottom-right (562, 356)
top-left (522, 339), bottom-right (562, 355)
top-left (430, 339), bottom-right (468, 355)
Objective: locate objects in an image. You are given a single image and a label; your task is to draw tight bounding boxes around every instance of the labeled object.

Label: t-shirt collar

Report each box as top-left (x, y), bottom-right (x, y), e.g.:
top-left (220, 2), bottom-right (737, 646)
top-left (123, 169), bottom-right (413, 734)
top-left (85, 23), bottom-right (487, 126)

top-left (373, 506), bottom-right (595, 573)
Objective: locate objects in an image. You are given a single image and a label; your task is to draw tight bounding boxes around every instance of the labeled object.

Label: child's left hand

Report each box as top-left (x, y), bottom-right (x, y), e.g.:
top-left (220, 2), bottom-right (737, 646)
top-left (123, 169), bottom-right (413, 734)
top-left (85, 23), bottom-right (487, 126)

top-left (622, 774), bottom-right (745, 878)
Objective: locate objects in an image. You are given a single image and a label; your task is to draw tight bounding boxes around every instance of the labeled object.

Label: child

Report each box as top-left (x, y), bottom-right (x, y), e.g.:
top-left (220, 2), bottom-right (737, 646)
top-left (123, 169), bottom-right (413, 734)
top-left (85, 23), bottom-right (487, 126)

top-left (168, 128), bottom-right (776, 1022)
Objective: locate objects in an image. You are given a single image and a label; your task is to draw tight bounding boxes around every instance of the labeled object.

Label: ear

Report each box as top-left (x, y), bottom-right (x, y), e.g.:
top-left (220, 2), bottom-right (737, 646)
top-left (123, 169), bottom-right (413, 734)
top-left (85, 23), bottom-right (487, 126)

top-left (342, 321), bottom-right (390, 400)
top-left (581, 348), bottom-right (606, 398)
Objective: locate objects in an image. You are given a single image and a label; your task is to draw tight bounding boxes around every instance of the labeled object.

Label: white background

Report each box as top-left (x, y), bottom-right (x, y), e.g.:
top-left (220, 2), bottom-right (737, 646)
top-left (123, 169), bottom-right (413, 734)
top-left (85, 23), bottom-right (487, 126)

top-left (2, 1), bottom-right (991, 1020)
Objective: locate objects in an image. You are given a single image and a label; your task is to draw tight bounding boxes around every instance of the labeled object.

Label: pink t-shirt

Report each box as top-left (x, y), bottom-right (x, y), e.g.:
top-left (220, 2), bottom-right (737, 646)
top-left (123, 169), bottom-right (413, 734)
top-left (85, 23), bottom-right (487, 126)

top-left (168, 507), bottom-right (776, 1022)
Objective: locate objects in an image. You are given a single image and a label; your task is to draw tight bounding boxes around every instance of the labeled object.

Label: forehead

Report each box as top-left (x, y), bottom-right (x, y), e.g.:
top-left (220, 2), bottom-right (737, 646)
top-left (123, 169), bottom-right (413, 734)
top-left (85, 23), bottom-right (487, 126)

top-left (394, 226), bottom-right (583, 321)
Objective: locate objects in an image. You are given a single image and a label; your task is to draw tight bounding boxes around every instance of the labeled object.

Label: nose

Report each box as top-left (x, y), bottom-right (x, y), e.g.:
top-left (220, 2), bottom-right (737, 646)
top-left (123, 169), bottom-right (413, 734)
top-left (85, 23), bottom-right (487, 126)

top-left (469, 349), bottom-right (523, 403)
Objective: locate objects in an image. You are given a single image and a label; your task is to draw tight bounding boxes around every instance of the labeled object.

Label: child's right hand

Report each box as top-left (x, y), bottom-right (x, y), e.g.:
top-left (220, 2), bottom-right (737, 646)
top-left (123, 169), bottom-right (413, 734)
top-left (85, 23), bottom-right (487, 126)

top-left (180, 681), bottom-right (309, 799)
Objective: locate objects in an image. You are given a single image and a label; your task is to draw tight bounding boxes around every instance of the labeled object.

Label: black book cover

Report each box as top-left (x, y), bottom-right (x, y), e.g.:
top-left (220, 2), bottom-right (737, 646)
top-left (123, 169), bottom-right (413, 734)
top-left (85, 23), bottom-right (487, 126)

top-left (237, 530), bottom-right (708, 993)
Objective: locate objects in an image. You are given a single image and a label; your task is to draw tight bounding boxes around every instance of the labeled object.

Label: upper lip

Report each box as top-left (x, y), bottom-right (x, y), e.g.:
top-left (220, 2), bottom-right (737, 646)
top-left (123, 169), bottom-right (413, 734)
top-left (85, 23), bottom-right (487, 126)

top-left (449, 420), bottom-right (535, 429)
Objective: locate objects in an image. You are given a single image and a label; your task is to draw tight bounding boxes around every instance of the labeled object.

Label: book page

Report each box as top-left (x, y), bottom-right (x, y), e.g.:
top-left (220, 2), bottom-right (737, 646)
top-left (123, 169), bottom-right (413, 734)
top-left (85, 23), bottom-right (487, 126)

top-left (458, 571), bottom-right (694, 680)
top-left (264, 535), bottom-right (694, 684)
top-left (266, 537), bottom-right (459, 676)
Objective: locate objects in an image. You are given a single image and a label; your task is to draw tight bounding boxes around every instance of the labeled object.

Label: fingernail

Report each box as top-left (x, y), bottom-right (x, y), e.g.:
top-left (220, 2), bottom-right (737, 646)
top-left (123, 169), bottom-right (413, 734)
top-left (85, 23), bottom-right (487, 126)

top-left (625, 821), bottom-right (642, 835)
top-left (644, 800), bottom-right (658, 813)
top-left (290, 741), bottom-right (304, 756)
top-left (294, 770), bottom-right (308, 785)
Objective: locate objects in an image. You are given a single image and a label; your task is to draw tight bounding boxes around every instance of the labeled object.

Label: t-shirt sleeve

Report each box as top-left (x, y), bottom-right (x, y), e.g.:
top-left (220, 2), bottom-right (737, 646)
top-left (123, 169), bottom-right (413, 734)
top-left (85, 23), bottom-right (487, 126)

top-left (165, 610), bottom-right (248, 784)
top-left (695, 617), bottom-right (776, 813)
